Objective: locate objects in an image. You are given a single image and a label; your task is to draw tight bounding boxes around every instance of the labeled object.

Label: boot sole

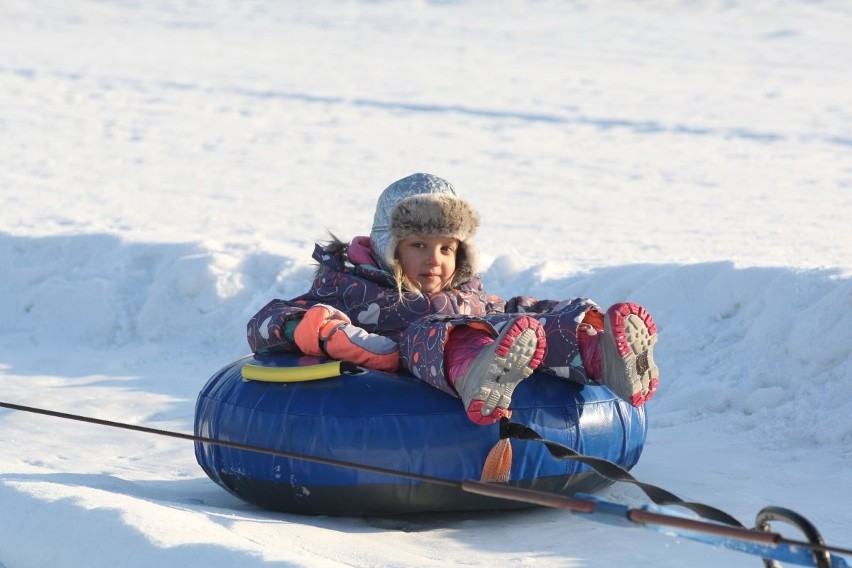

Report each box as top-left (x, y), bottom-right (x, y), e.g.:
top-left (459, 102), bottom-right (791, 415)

top-left (460, 316), bottom-right (546, 424)
top-left (600, 303), bottom-right (659, 407)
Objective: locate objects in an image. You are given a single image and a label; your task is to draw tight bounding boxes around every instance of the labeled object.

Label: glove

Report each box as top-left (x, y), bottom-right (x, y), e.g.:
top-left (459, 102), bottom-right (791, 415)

top-left (293, 304), bottom-right (399, 372)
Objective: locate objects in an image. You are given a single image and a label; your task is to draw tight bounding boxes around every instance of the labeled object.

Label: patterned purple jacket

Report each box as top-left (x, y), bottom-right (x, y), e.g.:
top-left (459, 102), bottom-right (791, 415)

top-left (246, 238), bottom-right (598, 395)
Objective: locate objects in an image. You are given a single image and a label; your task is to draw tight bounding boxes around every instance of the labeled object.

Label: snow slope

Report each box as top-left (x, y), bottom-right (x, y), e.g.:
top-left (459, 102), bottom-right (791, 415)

top-left (1, 1), bottom-right (851, 566)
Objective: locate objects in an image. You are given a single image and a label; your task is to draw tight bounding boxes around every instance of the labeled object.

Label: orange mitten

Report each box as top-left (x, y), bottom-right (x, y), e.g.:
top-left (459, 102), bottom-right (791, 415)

top-left (294, 304), bottom-right (399, 372)
top-left (293, 304), bottom-right (350, 356)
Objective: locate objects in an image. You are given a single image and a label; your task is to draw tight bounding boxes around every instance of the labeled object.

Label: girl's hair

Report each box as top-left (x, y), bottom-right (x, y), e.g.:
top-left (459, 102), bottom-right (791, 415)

top-left (391, 260), bottom-right (416, 298)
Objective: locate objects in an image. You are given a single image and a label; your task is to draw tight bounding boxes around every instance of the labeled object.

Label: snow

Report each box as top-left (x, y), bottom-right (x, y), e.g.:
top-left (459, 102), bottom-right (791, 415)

top-left (1, 1), bottom-right (851, 566)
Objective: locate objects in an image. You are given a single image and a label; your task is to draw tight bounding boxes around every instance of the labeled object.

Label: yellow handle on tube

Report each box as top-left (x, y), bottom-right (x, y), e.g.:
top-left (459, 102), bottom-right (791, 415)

top-left (241, 361), bottom-right (356, 383)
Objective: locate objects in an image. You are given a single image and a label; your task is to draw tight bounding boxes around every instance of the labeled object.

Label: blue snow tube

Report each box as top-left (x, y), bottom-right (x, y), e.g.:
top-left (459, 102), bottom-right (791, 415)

top-left (194, 353), bottom-right (647, 516)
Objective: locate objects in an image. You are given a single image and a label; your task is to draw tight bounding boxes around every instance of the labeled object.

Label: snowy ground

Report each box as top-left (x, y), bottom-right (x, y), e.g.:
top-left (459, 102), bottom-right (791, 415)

top-left (1, 1), bottom-right (851, 566)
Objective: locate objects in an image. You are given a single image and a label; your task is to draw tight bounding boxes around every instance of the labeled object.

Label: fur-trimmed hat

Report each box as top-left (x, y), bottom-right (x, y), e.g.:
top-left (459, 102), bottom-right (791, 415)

top-left (370, 173), bottom-right (480, 285)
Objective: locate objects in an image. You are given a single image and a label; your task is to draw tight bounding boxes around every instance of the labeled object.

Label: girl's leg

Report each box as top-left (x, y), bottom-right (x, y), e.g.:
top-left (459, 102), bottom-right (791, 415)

top-left (577, 307), bottom-right (605, 379)
top-left (503, 298), bottom-right (659, 407)
top-left (446, 316), bottom-right (546, 425)
top-left (443, 325), bottom-right (494, 383)
top-left (400, 314), bottom-right (546, 425)
top-left (487, 298), bottom-right (596, 385)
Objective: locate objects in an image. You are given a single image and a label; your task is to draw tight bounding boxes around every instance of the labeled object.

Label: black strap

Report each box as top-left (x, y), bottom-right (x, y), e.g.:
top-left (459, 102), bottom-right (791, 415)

top-left (318, 322), bottom-right (348, 358)
top-left (500, 420), bottom-right (745, 528)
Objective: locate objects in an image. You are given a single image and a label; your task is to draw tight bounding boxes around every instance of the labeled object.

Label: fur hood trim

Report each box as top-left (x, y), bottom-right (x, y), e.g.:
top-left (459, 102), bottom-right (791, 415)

top-left (385, 193), bottom-right (480, 285)
top-left (370, 173), bottom-right (480, 286)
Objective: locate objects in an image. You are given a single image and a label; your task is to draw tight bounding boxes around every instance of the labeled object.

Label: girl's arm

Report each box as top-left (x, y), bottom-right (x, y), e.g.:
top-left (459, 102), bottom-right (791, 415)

top-left (293, 304), bottom-right (399, 372)
top-left (246, 299), bottom-right (310, 353)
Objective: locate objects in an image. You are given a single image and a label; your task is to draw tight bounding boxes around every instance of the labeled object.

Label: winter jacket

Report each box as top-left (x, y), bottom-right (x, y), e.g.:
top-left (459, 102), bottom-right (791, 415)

top-left (247, 238), bottom-right (497, 350)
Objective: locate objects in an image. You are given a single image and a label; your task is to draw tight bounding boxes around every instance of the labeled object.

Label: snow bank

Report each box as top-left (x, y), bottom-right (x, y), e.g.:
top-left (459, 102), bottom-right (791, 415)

top-left (5, 231), bottom-right (851, 454)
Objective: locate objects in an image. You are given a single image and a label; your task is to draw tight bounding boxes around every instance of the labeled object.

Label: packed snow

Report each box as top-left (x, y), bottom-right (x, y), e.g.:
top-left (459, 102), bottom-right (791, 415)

top-left (1, 1), bottom-right (851, 566)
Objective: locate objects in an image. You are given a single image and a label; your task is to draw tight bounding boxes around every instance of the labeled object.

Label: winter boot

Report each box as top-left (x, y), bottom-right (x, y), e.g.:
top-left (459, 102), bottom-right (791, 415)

top-left (446, 316), bottom-right (547, 425)
top-left (579, 303), bottom-right (659, 406)
top-left (577, 308), bottom-right (605, 379)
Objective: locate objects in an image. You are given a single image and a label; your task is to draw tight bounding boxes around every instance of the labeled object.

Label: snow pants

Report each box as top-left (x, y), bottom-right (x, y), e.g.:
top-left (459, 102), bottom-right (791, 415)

top-left (400, 297), bottom-right (600, 396)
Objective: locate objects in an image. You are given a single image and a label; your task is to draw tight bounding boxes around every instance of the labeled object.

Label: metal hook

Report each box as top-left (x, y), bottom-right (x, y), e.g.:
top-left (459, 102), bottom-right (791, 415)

top-left (756, 506), bottom-right (832, 568)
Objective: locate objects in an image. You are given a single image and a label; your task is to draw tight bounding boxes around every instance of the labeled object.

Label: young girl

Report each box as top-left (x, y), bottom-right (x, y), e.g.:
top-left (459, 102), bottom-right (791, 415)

top-left (247, 173), bottom-right (659, 425)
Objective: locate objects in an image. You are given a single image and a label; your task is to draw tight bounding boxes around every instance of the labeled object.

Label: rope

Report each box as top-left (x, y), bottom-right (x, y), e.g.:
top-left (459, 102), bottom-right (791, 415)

top-left (0, 400), bottom-right (457, 488)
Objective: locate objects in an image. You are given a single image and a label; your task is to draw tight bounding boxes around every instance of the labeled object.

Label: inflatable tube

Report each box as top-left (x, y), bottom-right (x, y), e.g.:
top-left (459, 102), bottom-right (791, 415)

top-left (194, 353), bottom-right (647, 516)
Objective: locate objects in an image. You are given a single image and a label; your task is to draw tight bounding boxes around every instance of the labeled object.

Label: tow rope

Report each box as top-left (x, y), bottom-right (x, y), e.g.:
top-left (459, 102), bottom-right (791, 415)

top-left (1, 398), bottom-right (849, 567)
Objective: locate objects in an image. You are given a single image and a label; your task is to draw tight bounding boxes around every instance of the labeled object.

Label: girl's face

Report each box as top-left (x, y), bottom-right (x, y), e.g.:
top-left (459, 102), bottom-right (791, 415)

top-left (396, 234), bottom-right (459, 294)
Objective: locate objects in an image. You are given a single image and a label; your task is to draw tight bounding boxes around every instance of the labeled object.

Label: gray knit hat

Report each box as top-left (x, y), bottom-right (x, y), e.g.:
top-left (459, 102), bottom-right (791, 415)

top-left (370, 173), bottom-right (480, 284)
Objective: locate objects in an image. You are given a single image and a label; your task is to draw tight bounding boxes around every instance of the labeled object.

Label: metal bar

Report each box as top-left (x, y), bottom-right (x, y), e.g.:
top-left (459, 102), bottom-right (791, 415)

top-left (629, 509), bottom-right (780, 545)
top-left (461, 480), bottom-right (596, 513)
